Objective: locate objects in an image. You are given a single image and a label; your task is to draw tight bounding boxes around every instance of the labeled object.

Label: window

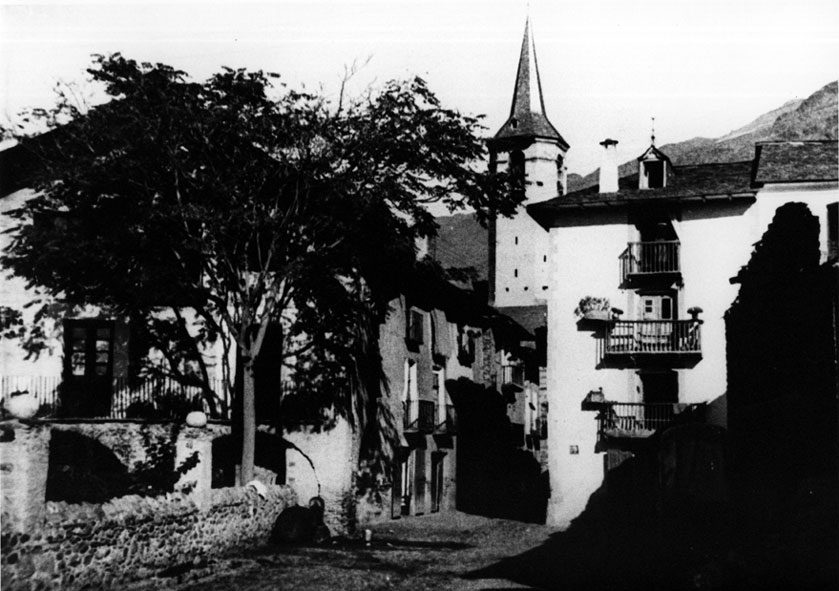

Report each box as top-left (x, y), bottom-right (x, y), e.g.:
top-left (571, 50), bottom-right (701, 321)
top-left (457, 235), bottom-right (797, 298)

top-left (434, 368), bottom-right (447, 424)
top-left (457, 325), bottom-right (476, 365)
top-left (510, 150), bottom-right (525, 198)
top-left (640, 371), bottom-right (678, 404)
top-left (645, 161), bottom-right (664, 188)
top-left (514, 268), bottom-right (518, 277)
top-left (828, 202), bottom-right (838, 260)
top-left (556, 155), bottom-right (565, 195)
top-left (406, 308), bottom-right (424, 344)
top-left (64, 320), bottom-right (114, 379)
top-left (515, 236), bottom-right (518, 245)
top-left (640, 294), bottom-right (674, 320)
top-left (402, 360), bottom-right (418, 402)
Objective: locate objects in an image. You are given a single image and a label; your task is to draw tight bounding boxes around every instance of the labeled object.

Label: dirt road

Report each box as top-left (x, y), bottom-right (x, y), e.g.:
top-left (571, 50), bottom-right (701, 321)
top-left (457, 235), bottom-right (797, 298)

top-left (143, 512), bottom-right (552, 591)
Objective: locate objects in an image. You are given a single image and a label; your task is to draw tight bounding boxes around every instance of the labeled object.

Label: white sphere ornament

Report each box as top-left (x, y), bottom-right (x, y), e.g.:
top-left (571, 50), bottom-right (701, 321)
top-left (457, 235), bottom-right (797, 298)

top-left (8, 392), bottom-right (40, 420)
top-left (185, 410), bottom-right (208, 428)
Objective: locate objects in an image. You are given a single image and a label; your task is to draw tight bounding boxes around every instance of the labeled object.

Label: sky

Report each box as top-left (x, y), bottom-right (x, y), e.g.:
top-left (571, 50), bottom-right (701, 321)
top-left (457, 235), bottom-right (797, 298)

top-left (1, 0), bottom-right (838, 176)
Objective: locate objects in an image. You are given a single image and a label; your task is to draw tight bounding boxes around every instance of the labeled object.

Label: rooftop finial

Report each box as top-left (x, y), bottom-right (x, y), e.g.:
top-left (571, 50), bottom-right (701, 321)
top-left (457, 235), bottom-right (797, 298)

top-left (651, 116), bottom-right (656, 146)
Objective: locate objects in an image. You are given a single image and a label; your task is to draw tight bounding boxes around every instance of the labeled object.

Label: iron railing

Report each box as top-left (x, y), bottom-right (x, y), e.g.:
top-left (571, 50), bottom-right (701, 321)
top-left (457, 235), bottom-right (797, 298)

top-left (0, 375), bottom-right (232, 420)
top-left (435, 403), bottom-right (457, 434)
top-left (619, 241), bottom-right (680, 283)
top-left (404, 399), bottom-right (436, 433)
top-left (604, 320), bottom-right (701, 355)
top-left (598, 402), bottom-right (698, 436)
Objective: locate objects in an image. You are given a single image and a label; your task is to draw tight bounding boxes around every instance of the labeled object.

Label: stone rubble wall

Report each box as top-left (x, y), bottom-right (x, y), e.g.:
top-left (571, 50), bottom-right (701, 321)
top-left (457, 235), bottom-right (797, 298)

top-left (1, 485), bottom-right (295, 591)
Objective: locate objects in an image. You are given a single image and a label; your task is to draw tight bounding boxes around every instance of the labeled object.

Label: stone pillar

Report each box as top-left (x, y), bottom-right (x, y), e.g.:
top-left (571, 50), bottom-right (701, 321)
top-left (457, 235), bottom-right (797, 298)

top-left (175, 428), bottom-right (213, 509)
top-left (0, 421), bottom-right (50, 532)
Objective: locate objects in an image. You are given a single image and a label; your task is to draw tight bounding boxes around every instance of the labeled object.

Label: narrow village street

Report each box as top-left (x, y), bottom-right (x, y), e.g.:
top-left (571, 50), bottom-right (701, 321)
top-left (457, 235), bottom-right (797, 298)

top-left (137, 512), bottom-right (553, 591)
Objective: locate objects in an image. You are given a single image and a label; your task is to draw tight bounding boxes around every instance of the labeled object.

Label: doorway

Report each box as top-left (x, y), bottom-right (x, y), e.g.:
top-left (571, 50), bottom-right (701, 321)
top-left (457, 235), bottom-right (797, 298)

top-left (63, 319), bottom-right (114, 417)
top-left (430, 452), bottom-right (445, 513)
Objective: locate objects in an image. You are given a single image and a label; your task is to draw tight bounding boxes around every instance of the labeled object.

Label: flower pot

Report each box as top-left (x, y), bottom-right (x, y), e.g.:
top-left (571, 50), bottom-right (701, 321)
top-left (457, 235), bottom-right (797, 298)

top-left (583, 310), bottom-right (611, 321)
top-left (7, 392), bottom-right (39, 420)
top-left (185, 410), bottom-right (208, 428)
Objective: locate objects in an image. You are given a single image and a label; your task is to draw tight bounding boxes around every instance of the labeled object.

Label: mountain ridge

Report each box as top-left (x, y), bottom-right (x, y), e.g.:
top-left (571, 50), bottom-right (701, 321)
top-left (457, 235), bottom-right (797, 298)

top-left (569, 80), bottom-right (837, 192)
top-left (438, 81), bottom-right (838, 280)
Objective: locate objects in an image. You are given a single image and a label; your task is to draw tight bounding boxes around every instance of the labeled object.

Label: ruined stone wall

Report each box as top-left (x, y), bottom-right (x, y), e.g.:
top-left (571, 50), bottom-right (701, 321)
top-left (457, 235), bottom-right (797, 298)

top-left (0, 420), bottom-right (295, 590)
top-left (1, 485), bottom-right (295, 591)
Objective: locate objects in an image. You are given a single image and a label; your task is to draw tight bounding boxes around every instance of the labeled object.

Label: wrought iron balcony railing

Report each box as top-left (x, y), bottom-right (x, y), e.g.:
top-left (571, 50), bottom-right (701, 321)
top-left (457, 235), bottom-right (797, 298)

top-left (404, 399), bottom-right (436, 433)
top-left (597, 401), bottom-right (699, 438)
top-left (619, 241), bottom-right (680, 283)
top-left (0, 375), bottom-right (232, 421)
top-left (604, 320), bottom-right (701, 356)
top-left (435, 403), bottom-right (457, 434)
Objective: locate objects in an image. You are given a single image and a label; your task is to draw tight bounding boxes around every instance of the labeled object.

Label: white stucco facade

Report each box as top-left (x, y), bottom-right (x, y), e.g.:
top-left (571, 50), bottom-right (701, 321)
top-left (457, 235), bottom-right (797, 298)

top-left (493, 140), bottom-right (564, 308)
top-left (542, 177), bottom-right (838, 528)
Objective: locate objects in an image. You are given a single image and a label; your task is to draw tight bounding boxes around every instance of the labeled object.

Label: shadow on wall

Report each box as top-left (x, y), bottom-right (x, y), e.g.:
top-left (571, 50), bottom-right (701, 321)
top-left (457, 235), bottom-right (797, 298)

top-left (46, 430), bottom-right (132, 504)
top-left (725, 201), bottom-right (839, 587)
top-left (465, 423), bottom-right (741, 590)
top-left (446, 378), bottom-right (547, 524)
top-left (46, 425), bottom-right (198, 503)
top-left (211, 431), bottom-right (287, 488)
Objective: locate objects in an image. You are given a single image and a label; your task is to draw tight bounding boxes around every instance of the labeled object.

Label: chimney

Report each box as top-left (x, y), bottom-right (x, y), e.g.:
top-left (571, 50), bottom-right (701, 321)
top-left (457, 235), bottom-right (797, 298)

top-left (598, 139), bottom-right (619, 193)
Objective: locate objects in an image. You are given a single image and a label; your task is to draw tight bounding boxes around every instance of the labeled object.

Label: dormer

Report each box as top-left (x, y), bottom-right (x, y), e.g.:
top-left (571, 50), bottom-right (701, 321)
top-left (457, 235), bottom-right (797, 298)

top-left (637, 145), bottom-right (672, 190)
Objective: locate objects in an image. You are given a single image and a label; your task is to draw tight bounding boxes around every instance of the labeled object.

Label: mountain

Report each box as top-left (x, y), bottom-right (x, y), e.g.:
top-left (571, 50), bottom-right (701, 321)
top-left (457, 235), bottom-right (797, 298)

top-left (432, 213), bottom-right (488, 281)
top-left (570, 80), bottom-right (837, 192)
top-left (439, 81), bottom-right (837, 275)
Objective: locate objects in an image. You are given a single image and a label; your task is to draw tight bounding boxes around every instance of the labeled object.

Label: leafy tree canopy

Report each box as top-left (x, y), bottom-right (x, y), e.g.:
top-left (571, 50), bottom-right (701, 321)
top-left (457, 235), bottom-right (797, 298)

top-left (2, 54), bottom-right (519, 482)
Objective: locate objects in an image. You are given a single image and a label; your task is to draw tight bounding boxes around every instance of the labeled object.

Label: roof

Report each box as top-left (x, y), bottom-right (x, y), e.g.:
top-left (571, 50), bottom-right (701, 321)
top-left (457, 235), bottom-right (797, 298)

top-left (493, 305), bottom-right (547, 336)
top-left (528, 160), bottom-right (758, 228)
top-left (637, 144), bottom-right (673, 166)
top-left (753, 140), bottom-right (839, 184)
top-left (493, 18), bottom-right (569, 149)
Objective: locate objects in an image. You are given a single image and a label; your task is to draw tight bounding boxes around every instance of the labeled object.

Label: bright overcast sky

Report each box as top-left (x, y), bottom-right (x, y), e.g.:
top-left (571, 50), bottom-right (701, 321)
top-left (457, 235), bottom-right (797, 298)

top-left (1, 0), bottom-right (838, 175)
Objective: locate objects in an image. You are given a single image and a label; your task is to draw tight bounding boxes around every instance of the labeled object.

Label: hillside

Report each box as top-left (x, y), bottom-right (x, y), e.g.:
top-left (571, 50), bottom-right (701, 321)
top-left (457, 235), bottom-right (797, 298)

top-left (570, 80), bottom-right (837, 192)
top-left (432, 213), bottom-right (488, 281)
top-left (439, 81), bottom-right (837, 275)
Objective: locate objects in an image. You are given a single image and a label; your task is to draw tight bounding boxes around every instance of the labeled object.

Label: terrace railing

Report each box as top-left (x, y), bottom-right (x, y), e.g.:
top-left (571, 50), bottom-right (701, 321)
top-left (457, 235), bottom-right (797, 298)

top-left (404, 399), bottom-right (436, 433)
top-left (0, 375), bottom-right (231, 421)
top-left (604, 320), bottom-right (701, 356)
top-left (598, 402), bottom-right (698, 438)
top-left (434, 403), bottom-right (457, 434)
top-left (619, 241), bottom-right (680, 283)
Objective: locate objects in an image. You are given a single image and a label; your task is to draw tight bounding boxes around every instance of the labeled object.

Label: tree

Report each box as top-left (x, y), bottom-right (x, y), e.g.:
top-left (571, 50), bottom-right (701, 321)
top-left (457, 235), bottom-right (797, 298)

top-left (2, 54), bottom-right (520, 483)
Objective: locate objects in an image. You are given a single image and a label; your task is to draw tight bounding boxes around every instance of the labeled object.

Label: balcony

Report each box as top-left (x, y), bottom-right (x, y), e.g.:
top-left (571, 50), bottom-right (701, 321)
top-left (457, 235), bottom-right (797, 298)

top-left (501, 365), bottom-right (525, 390)
top-left (404, 399), bottom-right (436, 433)
top-left (619, 241), bottom-right (680, 284)
top-left (434, 403), bottom-right (457, 434)
top-left (597, 402), bottom-right (699, 439)
top-left (603, 320), bottom-right (701, 365)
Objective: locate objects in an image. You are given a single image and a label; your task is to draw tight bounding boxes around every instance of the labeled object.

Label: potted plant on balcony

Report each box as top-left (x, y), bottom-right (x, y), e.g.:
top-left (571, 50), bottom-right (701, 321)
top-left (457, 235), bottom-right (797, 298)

top-left (574, 296), bottom-right (612, 322)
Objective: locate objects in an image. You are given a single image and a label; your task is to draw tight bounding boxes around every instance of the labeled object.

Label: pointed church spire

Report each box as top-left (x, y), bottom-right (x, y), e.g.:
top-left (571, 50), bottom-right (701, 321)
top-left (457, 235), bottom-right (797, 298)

top-left (494, 17), bottom-right (568, 149)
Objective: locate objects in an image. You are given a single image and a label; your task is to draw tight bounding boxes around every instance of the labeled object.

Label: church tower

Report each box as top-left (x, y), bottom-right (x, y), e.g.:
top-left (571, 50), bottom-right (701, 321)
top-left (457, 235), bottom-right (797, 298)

top-left (489, 17), bottom-right (569, 308)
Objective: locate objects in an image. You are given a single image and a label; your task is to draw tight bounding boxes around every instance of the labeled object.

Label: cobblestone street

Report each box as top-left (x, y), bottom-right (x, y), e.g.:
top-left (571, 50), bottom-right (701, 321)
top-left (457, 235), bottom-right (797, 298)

top-left (134, 512), bottom-right (552, 591)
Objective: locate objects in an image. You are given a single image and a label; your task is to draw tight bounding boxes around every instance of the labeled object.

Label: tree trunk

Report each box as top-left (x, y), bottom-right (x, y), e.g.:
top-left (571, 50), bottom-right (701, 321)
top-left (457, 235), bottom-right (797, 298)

top-left (240, 356), bottom-right (257, 484)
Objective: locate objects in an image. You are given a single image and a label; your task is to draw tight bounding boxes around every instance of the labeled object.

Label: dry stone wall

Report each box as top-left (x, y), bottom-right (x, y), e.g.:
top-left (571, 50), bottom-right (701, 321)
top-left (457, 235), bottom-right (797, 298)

top-left (0, 420), bottom-right (296, 591)
top-left (1, 485), bottom-right (295, 591)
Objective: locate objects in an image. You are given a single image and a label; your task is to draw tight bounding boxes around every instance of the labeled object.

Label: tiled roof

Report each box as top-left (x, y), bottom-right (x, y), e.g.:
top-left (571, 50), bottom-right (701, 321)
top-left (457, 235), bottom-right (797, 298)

top-left (528, 160), bottom-right (758, 228)
top-left (753, 140), bottom-right (838, 184)
top-left (494, 18), bottom-right (569, 149)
